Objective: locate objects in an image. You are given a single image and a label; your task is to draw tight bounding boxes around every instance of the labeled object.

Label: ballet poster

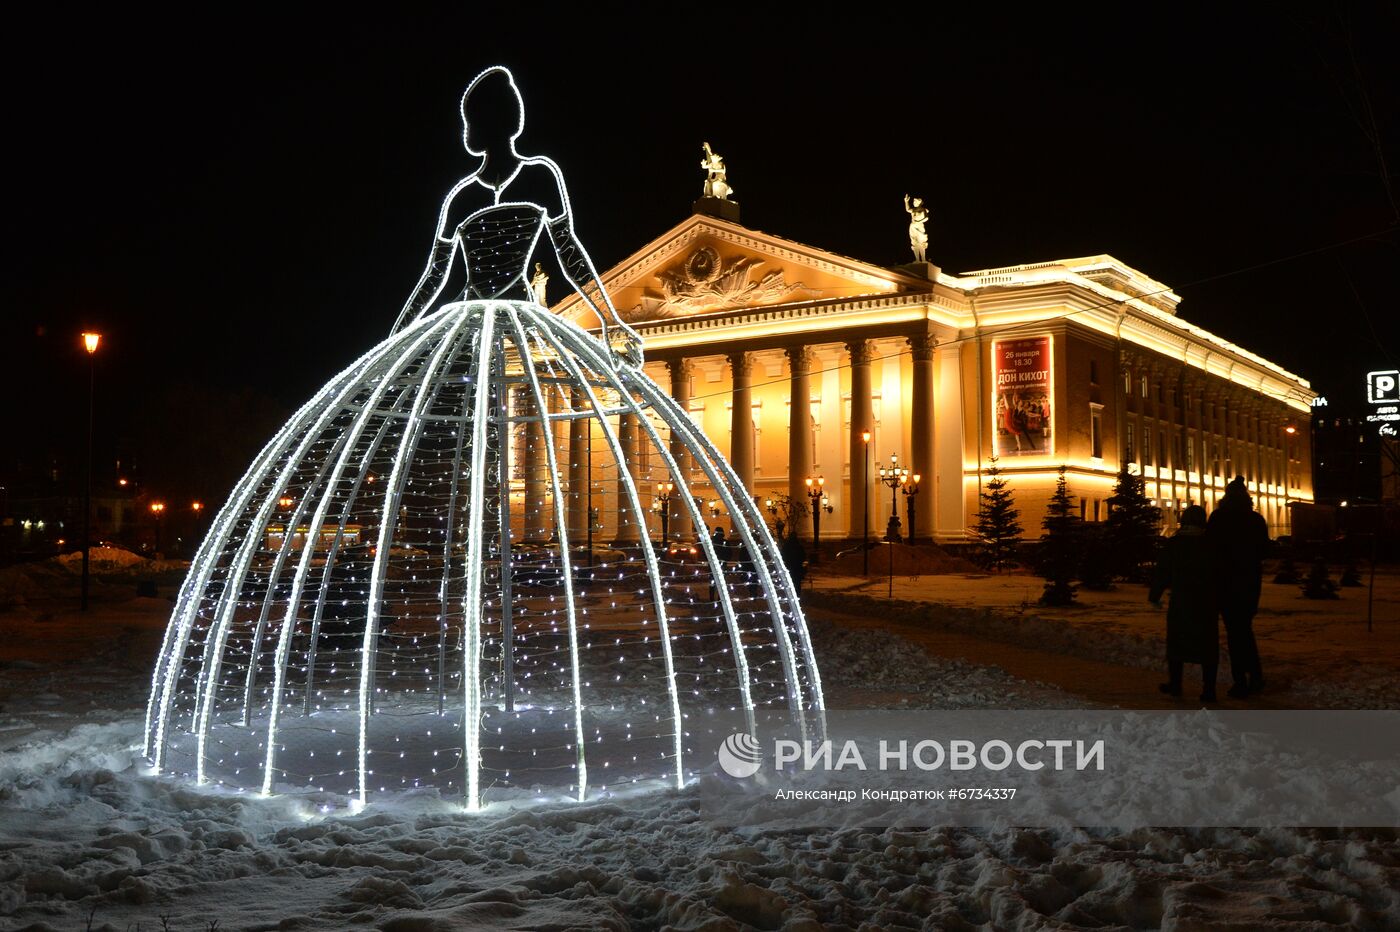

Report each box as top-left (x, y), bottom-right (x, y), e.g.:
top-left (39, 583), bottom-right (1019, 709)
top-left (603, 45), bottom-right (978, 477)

top-left (993, 336), bottom-right (1053, 457)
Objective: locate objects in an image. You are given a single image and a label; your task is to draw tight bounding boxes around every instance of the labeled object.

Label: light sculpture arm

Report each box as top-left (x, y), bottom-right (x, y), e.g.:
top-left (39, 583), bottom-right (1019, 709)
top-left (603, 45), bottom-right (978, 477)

top-left (390, 178), bottom-right (473, 335)
top-left (534, 156), bottom-right (644, 367)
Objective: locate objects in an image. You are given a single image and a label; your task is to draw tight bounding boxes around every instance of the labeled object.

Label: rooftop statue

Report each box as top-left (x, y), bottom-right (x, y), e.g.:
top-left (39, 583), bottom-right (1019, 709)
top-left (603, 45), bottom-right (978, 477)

top-left (530, 261), bottom-right (549, 306)
top-left (904, 194), bottom-right (929, 263)
top-left (701, 141), bottom-right (733, 201)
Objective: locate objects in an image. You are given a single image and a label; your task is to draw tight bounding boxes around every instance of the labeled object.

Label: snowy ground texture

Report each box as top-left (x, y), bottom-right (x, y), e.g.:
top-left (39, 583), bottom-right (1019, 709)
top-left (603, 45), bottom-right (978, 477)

top-left (4, 606), bottom-right (1400, 928)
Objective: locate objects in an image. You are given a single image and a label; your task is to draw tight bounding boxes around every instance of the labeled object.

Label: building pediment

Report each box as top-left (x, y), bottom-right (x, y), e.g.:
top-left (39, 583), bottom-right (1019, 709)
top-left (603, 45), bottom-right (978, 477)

top-left (558, 214), bottom-right (929, 325)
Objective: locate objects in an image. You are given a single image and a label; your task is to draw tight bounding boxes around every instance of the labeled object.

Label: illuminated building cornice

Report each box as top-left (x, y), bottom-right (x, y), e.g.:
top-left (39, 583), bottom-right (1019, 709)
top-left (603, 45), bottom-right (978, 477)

top-left (568, 212), bottom-right (1311, 414)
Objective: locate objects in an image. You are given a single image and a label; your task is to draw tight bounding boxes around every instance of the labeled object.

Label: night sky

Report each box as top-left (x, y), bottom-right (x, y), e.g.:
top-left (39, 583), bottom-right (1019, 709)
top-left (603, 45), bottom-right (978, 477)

top-left (5, 5), bottom-right (1398, 504)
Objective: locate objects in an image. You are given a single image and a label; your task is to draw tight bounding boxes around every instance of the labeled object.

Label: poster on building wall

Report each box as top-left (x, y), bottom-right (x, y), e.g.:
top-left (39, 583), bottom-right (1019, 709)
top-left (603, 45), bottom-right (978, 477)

top-left (993, 336), bottom-right (1053, 456)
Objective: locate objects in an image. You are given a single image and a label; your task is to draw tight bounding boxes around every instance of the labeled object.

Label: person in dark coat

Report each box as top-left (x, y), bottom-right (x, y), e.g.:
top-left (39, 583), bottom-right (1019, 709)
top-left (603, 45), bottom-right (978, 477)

top-left (1149, 505), bottom-right (1219, 702)
top-left (1206, 476), bottom-right (1270, 698)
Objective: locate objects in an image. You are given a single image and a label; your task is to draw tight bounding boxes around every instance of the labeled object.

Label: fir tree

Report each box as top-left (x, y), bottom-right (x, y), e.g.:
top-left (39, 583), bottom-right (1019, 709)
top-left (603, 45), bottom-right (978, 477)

top-left (1103, 463), bottom-right (1162, 582)
top-left (1301, 558), bottom-right (1340, 599)
top-left (1037, 465), bottom-right (1082, 606)
top-left (972, 455), bottom-right (1023, 571)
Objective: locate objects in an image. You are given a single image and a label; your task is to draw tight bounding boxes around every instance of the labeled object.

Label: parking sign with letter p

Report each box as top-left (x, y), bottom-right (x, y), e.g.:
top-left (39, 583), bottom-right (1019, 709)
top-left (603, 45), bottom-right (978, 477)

top-left (1368, 370), bottom-right (1400, 404)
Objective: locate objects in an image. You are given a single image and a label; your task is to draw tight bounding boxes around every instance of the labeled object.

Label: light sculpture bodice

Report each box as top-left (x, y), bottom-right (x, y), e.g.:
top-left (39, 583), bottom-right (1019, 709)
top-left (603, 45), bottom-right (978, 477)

top-left (143, 67), bottom-right (823, 809)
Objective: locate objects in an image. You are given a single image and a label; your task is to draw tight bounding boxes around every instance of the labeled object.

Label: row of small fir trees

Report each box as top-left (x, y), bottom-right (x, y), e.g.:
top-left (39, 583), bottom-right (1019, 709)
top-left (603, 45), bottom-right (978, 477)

top-left (972, 457), bottom-right (1163, 606)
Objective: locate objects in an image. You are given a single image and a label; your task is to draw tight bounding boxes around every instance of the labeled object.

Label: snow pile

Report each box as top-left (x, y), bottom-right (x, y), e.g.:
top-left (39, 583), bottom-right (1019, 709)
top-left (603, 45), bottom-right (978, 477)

top-left (3, 717), bottom-right (1399, 930)
top-left (52, 547), bottom-right (148, 570)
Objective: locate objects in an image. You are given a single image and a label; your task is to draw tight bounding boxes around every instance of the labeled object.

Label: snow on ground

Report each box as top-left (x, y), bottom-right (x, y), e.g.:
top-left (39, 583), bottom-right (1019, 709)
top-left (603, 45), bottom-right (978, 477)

top-left (809, 570), bottom-right (1400, 710)
top-left (2, 580), bottom-right (1400, 930)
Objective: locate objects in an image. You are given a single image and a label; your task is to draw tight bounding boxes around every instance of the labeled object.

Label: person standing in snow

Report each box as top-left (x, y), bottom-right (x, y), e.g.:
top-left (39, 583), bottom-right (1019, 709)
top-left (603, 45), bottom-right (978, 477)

top-left (1207, 475), bottom-right (1270, 698)
top-left (1149, 505), bottom-right (1220, 702)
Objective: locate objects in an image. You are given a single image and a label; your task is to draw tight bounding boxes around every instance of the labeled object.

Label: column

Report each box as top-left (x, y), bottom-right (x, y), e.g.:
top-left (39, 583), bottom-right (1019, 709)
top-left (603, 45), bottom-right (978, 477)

top-left (567, 387), bottom-right (588, 543)
top-left (846, 339), bottom-right (874, 539)
top-left (523, 386), bottom-right (549, 541)
top-left (613, 412), bottom-right (642, 544)
top-left (668, 359), bottom-right (694, 541)
top-left (728, 352), bottom-right (754, 494)
top-left (908, 333), bottom-right (935, 541)
top-left (934, 342), bottom-right (966, 540)
top-left (785, 346), bottom-right (813, 521)
top-left (1203, 389), bottom-right (1219, 510)
top-left (1149, 365), bottom-right (1165, 512)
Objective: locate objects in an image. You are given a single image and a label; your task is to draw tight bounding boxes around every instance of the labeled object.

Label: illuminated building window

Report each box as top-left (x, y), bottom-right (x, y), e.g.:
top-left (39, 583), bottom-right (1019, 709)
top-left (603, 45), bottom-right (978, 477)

top-left (1125, 424), bottom-right (1135, 462)
top-left (1090, 404), bottom-right (1104, 459)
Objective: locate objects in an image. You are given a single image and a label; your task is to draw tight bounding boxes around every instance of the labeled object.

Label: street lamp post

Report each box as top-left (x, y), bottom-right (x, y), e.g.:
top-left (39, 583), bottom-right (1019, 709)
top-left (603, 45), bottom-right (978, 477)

top-left (80, 332), bottom-right (101, 611)
top-left (804, 476), bottom-right (832, 562)
top-left (150, 501), bottom-right (166, 555)
top-left (861, 430), bottom-right (871, 575)
top-left (902, 473), bottom-right (921, 542)
top-left (1284, 424), bottom-right (1296, 536)
top-left (877, 453), bottom-right (909, 543)
top-left (655, 481), bottom-right (674, 545)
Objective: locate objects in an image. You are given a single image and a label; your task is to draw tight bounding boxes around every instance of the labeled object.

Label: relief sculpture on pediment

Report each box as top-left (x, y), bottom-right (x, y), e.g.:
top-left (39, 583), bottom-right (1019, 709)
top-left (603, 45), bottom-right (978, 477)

top-left (623, 245), bottom-right (818, 322)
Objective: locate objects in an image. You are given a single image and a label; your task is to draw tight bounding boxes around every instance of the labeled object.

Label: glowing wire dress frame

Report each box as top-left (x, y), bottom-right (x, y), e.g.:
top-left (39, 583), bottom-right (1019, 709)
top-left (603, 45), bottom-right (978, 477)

top-left (143, 66), bottom-right (823, 809)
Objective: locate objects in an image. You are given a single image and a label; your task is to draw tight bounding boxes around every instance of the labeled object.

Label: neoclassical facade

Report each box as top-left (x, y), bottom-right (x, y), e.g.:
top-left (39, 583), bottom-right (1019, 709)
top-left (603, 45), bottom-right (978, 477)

top-left (554, 207), bottom-right (1313, 543)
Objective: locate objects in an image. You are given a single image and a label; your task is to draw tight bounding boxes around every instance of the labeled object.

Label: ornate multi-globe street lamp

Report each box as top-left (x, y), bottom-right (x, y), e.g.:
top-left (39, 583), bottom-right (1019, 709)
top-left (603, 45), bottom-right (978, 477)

top-left (877, 453), bottom-right (909, 543)
top-left (653, 481), bottom-right (675, 544)
top-left (901, 472), bottom-right (921, 542)
top-left (804, 476), bottom-right (832, 562)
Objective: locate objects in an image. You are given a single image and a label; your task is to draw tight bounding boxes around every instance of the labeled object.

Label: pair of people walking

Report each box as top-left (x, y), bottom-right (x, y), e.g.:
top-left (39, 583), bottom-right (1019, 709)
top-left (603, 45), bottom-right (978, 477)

top-left (1149, 477), bottom-right (1269, 702)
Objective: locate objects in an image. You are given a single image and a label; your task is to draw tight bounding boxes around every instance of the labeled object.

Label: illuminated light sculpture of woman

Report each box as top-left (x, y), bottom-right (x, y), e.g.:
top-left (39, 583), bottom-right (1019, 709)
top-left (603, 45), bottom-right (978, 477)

top-left (142, 66), bottom-right (823, 811)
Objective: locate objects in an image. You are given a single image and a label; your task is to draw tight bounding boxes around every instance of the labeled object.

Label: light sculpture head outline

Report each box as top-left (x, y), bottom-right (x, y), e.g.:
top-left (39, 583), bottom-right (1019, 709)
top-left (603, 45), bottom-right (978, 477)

top-left (460, 65), bottom-right (525, 157)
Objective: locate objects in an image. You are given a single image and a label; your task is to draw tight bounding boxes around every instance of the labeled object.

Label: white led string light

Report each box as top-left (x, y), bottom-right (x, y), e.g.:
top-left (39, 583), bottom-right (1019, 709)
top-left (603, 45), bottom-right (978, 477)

top-left (193, 314), bottom-right (457, 784)
top-left (143, 65), bottom-right (822, 808)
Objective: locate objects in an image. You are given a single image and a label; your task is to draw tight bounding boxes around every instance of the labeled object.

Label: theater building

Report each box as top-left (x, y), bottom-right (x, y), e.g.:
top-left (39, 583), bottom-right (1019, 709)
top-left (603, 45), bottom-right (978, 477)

top-left (556, 200), bottom-right (1313, 544)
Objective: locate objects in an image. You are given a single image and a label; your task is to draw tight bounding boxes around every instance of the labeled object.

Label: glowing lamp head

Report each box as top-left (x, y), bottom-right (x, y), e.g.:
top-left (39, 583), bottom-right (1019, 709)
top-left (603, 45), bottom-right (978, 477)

top-left (192, 501), bottom-right (203, 512)
top-left (1284, 425), bottom-right (1297, 435)
top-left (861, 430), bottom-right (871, 444)
top-left (82, 332), bottom-right (101, 354)
top-left (150, 501), bottom-right (165, 515)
